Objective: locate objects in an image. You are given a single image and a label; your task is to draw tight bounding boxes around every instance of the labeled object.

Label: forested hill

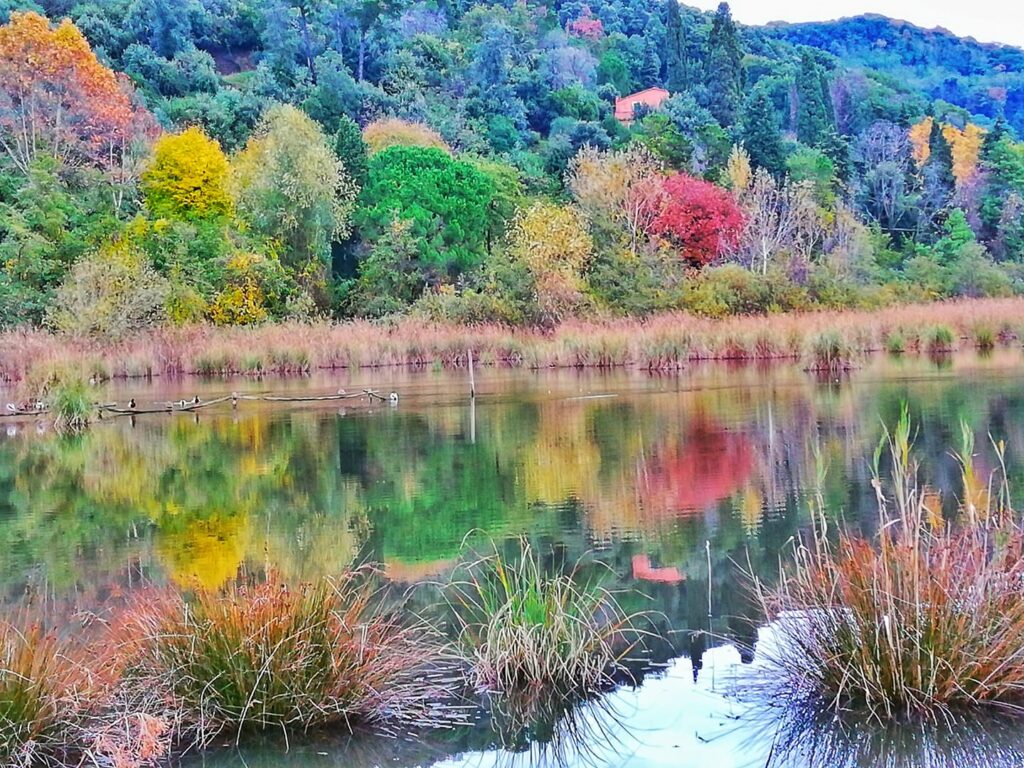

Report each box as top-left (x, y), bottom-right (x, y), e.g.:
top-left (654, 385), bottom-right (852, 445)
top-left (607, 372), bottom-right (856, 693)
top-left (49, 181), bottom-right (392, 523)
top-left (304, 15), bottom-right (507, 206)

top-left (763, 14), bottom-right (1024, 132)
top-left (3, 0), bottom-right (1024, 334)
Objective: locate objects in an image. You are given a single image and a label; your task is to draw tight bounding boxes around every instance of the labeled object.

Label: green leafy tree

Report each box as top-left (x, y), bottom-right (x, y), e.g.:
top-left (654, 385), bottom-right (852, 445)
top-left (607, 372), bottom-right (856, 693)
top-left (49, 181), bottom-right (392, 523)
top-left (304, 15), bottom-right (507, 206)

top-left (333, 116), bottom-right (369, 191)
top-left (795, 50), bottom-right (834, 147)
top-left (356, 146), bottom-right (495, 279)
top-left (704, 2), bottom-right (743, 126)
top-left (231, 105), bottom-right (357, 290)
top-left (741, 88), bottom-right (785, 176)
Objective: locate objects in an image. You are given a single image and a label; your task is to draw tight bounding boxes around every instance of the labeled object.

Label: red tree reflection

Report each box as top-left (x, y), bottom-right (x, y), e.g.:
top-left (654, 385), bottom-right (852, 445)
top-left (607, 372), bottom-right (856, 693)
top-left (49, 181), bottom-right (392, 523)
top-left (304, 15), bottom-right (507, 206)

top-left (637, 419), bottom-right (755, 519)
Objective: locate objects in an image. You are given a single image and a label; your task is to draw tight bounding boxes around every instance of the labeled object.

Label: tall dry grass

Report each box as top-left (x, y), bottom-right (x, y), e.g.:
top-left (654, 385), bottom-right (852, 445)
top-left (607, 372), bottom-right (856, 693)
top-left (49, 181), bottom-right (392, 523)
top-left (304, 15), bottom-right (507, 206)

top-left (2, 298), bottom-right (1022, 383)
top-left (0, 617), bottom-right (93, 766)
top-left (752, 408), bottom-right (1024, 723)
top-left (109, 571), bottom-right (456, 750)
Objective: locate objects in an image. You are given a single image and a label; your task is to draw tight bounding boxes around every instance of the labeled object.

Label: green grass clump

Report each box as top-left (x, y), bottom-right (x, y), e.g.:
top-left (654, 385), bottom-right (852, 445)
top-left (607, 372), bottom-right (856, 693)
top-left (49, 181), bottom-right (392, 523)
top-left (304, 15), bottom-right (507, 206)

top-left (51, 377), bottom-right (91, 432)
top-left (973, 325), bottom-right (996, 351)
top-left (923, 324), bottom-right (956, 353)
top-left (112, 571), bottom-right (451, 749)
top-left (804, 330), bottom-right (853, 373)
top-left (444, 539), bottom-right (634, 693)
top-left (884, 331), bottom-right (906, 354)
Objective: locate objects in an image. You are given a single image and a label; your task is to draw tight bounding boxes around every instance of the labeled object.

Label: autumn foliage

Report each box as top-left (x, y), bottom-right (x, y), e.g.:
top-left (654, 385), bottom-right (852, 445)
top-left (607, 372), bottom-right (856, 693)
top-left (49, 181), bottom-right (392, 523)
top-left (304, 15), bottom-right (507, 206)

top-left (362, 117), bottom-right (450, 155)
top-left (142, 128), bottom-right (233, 221)
top-left (651, 174), bottom-right (744, 265)
top-left (0, 12), bottom-right (153, 174)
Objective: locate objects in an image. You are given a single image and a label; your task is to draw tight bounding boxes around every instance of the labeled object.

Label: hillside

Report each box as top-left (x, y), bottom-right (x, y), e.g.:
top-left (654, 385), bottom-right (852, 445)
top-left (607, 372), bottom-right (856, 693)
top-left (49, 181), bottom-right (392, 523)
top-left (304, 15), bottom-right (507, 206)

top-left (1, 1), bottom-right (1023, 336)
top-left (763, 13), bottom-right (1024, 132)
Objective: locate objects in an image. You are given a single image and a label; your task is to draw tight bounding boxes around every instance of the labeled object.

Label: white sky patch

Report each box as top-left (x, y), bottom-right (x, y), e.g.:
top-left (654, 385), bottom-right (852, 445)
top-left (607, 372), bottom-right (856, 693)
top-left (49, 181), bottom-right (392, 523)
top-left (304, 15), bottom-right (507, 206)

top-left (684, 1), bottom-right (1024, 49)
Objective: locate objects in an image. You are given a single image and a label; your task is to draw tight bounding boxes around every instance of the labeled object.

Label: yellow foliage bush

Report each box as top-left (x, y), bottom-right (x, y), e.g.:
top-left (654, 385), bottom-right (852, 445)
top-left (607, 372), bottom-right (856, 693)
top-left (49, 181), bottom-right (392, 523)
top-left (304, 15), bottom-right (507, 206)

top-left (208, 253), bottom-right (269, 326)
top-left (142, 127), bottom-right (233, 220)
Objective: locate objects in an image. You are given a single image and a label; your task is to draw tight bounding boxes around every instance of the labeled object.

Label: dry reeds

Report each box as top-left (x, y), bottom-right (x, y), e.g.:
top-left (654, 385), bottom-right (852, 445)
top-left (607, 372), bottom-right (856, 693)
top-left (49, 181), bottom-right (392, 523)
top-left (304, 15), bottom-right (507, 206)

top-left (0, 618), bottom-right (93, 766)
top-left (1, 298), bottom-right (1021, 384)
top-left (753, 408), bottom-right (1024, 723)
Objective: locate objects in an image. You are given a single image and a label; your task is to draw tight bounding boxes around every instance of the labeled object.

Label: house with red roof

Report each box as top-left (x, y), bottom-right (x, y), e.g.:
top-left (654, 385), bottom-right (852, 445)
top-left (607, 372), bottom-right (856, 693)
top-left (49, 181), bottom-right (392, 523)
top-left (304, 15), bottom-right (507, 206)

top-left (614, 87), bottom-right (670, 124)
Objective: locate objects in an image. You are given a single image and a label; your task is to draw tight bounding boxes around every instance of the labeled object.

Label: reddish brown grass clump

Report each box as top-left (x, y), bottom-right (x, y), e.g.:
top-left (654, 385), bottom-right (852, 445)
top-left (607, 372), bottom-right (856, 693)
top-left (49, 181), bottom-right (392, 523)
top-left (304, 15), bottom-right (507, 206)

top-left (754, 410), bottom-right (1024, 723)
top-left (109, 571), bottom-right (456, 750)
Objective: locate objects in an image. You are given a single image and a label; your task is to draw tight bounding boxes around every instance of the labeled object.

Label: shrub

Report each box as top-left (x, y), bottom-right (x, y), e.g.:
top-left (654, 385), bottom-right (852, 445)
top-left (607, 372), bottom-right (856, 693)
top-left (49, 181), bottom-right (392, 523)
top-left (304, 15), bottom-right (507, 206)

top-left (111, 572), bottom-right (451, 748)
top-left (47, 240), bottom-right (169, 340)
top-left (444, 539), bottom-right (634, 693)
top-left (753, 411), bottom-right (1024, 722)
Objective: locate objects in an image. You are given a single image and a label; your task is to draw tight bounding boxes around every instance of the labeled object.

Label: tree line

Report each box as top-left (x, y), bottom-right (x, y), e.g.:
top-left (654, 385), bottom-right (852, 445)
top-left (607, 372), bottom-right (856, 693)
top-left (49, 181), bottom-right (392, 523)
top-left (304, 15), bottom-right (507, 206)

top-left (0, 1), bottom-right (1023, 335)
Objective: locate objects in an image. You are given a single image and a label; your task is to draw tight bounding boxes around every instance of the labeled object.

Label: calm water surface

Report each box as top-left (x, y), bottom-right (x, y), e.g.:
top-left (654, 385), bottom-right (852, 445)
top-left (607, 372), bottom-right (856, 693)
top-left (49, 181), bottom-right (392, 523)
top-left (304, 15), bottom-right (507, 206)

top-left (3, 351), bottom-right (1024, 767)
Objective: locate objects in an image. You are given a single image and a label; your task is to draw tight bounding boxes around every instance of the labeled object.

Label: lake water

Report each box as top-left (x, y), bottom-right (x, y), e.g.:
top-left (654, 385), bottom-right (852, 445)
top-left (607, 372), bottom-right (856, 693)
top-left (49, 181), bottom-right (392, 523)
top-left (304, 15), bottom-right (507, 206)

top-left (4, 350), bottom-right (1024, 767)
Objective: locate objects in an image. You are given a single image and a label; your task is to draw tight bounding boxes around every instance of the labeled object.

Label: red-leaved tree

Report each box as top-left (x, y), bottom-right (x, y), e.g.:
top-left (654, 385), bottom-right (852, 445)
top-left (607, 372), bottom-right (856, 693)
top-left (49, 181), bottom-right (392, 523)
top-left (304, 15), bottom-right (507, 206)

top-left (651, 174), bottom-right (744, 266)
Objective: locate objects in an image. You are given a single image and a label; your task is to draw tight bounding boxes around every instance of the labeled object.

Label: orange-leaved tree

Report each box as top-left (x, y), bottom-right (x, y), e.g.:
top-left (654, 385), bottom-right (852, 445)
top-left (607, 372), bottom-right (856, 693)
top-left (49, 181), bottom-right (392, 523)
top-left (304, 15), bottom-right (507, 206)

top-left (0, 12), bottom-right (156, 206)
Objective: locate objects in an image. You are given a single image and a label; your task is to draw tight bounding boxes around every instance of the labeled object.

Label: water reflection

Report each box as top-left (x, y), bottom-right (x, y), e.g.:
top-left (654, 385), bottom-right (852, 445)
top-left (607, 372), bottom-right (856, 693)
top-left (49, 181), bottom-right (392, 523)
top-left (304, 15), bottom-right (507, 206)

top-left (4, 352), bottom-right (1024, 764)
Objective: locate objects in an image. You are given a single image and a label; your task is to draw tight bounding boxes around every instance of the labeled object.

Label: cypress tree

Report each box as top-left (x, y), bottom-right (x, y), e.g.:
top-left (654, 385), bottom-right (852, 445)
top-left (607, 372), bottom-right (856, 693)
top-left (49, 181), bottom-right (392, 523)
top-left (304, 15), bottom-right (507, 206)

top-left (704, 2), bottom-right (743, 126)
top-left (741, 89), bottom-right (785, 176)
top-left (665, 0), bottom-right (685, 91)
top-left (927, 118), bottom-right (955, 194)
top-left (641, 39), bottom-right (662, 89)
top-left (795, 50), bottom-right (834, 147)
top-left (665, 0), bottom-right (701, 92)
top-left (334, 116), bottom-right (369, 191)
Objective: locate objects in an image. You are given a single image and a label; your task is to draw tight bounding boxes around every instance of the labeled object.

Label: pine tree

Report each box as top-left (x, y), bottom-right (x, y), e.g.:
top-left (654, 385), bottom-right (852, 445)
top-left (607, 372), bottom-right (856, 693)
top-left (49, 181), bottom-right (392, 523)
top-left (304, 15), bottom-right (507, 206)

top-left (741, 88), bottom-right (785, 176)
top-left (704, 2), bottom-right (743, 126)
top-left (795, 50), bottom-right (834, 147)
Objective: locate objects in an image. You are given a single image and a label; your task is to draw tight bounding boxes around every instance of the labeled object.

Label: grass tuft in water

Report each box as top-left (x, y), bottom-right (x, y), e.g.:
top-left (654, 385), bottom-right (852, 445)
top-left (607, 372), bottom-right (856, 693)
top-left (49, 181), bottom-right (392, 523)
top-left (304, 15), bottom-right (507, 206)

top-left (444, 539), bottom-right (635, 694)
top-left (0, 617), bottom-right (92, 765)
top-left (884, 331), bottom-right (906, 355)
top-left (753, 407), bottom-right (1024, 723)
top-left (923, 324), bottom-right (956, 353)
top-left (111, 570), bottom-right (455, 750)
top-left (973, 324), bottom-right (996, 351)
top-left (804, 330), bottom-right (853, 373)
top-left (51, 376), bottom-right (91, 432)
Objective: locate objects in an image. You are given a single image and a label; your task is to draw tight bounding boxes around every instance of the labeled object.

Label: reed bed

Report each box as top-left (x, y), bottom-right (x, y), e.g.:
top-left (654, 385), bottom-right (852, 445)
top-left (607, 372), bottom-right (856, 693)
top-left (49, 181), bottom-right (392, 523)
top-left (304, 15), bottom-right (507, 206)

top-left (443, 539), bottom-right (635, 694)
top-left (752, 409), bottom-right (1024, 723)
top-left (1, 298), bottom-right (1022, 383)
top-left (110, 571), bottom-right (456, 750)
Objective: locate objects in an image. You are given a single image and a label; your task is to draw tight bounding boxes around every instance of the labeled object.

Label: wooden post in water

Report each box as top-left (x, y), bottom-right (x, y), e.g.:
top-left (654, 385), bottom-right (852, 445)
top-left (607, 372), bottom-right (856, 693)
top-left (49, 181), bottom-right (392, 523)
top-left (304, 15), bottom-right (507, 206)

top-left (468, 348), bottom-right (476, 399)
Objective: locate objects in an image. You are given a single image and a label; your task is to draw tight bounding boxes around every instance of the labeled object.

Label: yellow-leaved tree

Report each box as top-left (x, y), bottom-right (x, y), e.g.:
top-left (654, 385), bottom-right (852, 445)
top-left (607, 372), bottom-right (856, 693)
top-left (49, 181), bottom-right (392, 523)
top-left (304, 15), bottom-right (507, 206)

top-left (943, 123), bottom-right (986, 186)
top-left (509, 202), bottom-right (593, 322)
top-left (142, 127), bottom-right (233, 220)
top-left (909, 117), bottom-right (933, 167)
